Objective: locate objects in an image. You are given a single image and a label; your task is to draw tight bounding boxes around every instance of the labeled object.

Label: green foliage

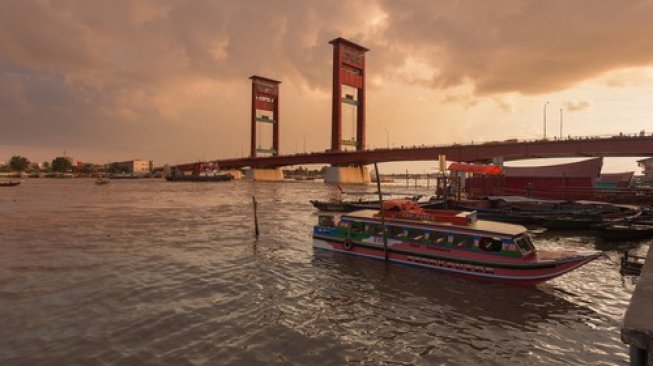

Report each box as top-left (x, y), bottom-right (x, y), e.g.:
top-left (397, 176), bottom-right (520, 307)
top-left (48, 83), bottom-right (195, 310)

top-left (79, 163), bottom-right (94, 174)
top-left (9, 155), bottom-right (30, 172)
top-left (51, 157), bottom-right (73, 172)
top-left (28, 162), bottom-right (41, 172)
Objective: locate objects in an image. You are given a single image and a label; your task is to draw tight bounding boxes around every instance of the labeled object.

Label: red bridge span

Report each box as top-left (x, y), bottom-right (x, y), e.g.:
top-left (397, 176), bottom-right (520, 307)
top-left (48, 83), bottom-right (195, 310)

top-left (176, 134), bottom-right (653, 172)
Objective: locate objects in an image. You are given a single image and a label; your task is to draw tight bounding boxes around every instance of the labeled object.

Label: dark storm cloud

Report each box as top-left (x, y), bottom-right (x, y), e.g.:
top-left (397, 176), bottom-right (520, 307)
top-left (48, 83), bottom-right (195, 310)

top-left (3, 1), bottom-right (652, 94)
top-left (379, 0), bottom-right (653, 95)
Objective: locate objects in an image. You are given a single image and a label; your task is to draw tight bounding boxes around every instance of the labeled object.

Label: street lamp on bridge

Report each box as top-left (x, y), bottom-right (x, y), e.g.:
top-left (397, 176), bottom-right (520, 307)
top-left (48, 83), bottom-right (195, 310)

top-left (383, 128), bottom-right (389, 148)
top-left (543, 101), bottom-right (549, 139)
top-left (560, 108), bottom-right (564, 139)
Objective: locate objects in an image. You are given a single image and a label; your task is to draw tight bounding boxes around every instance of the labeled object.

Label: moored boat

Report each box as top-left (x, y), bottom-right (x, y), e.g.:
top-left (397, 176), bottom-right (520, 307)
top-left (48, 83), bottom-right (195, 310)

top-left (310, 194), bottom-right (443, 212)
top-left (0, 181), bottom-right (21, 187)
top-left (596, 223), bottom-right (653, 241)
top-left (312, 199), bottom-right (601, 285)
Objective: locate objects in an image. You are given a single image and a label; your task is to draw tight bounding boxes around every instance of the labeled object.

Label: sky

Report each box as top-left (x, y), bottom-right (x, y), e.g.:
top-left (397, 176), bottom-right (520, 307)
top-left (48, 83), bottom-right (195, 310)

top-left (1, 0), bottom-right (652, 173)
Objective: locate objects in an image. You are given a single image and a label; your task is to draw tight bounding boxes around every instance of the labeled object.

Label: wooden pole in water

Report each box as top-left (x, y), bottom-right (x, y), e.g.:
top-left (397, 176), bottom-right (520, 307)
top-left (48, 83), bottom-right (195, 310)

top-left (405, 169), bottom-right (409, 187)
top-left (252, 195), bottom-right (259, 238)
top-left (374, 163), bottom-right (389, 264)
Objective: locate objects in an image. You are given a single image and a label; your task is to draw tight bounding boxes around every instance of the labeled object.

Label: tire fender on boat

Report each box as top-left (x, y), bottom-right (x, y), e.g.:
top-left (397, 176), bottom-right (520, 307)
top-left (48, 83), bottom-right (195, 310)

top-left (343, 239), bottom-right (353, 251)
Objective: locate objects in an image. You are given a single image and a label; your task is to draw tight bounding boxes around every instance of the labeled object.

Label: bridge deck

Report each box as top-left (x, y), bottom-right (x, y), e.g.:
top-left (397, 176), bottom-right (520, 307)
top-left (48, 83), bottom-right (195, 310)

top-left (175, 134), bottom-right (653, 171)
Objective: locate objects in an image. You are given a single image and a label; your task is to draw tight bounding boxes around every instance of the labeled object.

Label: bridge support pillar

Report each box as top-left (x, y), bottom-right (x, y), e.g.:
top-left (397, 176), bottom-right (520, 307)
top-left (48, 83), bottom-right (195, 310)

top-left (492, 156), bottom-right (504, 167)
top-left (222, 170), bottom-right (243, 180)
top-left (324, 166), bottom-right (370, 184)
top-left (245, 168), bottom-right (284, 181)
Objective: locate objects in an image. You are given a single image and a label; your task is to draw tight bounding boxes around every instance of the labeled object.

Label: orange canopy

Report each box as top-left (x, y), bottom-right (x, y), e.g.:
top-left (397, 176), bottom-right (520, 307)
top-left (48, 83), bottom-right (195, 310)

top-left (448, 163), bottom-right (502, 175)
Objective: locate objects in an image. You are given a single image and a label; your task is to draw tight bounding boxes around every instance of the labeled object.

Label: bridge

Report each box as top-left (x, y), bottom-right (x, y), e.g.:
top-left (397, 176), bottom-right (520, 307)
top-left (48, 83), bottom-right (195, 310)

top-left (172, 36), bottom-right (653, 183)
top-left (176, 133), bottom-right (653, 170)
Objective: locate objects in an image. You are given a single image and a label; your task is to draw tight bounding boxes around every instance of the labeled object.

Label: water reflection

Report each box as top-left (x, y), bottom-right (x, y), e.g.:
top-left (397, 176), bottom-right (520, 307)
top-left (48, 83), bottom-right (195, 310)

top-left (305, 252), bottom-right (615, 364)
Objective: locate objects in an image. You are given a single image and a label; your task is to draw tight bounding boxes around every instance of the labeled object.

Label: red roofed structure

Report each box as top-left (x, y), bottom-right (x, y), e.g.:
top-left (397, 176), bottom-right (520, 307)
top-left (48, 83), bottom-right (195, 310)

top-left (448, 163), bottom-right (502, 175)
top-left (461, 158), bottom-right (605, 199)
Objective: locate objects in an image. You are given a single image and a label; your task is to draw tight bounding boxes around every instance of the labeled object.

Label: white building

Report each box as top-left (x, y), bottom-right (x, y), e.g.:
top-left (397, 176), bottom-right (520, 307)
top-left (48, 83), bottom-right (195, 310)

top-left (109, 159), bottom-right (153, 176)
top-left (637, 157), bottom-right (653, 183)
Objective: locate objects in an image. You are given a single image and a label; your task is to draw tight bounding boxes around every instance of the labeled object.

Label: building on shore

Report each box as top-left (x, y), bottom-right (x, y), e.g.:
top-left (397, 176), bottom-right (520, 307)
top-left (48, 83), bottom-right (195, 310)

top-left (502, 157), bottom-right (603, 195)
top-left (107, 159), bottom-right (153, 176)
top-left (637, 157), bottom-right (653, 183)
top-left (455, 158), bottom-right (605, 199)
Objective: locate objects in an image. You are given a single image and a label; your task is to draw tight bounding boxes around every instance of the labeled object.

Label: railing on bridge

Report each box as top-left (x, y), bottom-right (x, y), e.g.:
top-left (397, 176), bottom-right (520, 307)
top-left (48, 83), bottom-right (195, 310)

top-left (178, 131), bottom-right (653, 170)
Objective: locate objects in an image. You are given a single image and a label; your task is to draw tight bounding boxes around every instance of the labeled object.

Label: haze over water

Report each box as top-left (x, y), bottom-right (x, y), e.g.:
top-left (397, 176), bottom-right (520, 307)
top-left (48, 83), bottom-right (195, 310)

top-left (0, 179), bottom-right (647, 365)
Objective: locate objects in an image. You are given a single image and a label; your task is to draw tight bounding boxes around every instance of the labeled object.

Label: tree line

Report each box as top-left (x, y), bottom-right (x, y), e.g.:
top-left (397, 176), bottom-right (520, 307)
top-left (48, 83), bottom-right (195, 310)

top-left (1, 155), bottom-right (77, 173)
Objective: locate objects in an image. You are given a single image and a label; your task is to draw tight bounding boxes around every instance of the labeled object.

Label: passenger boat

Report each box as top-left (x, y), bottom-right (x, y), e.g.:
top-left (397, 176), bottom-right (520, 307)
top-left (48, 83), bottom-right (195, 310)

top-left (312, 199), bottom-right (601, 285)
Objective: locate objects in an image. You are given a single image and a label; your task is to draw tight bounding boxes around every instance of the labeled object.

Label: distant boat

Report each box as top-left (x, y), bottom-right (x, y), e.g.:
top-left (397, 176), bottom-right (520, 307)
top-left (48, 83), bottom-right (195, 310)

top-left (0, 181), bottom-right (21, 187)
top-left (95, 177), bottom-right (110, 185)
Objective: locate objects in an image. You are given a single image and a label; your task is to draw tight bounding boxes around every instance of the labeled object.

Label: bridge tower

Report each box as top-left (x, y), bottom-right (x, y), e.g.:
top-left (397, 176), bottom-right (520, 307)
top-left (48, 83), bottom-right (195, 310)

top-left (326, 37), bottom-right (371, 184)
top-left (250, 75), bottom-right (280, 157)
top-left (246, 75), bottom-right (284, 181)
top-left (330, 37), bottom-right (369, 151)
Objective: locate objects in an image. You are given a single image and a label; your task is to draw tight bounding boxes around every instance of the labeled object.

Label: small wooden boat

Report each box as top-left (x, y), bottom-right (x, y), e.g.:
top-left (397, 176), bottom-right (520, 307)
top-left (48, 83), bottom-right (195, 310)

top-left (313, 199), bottom-right (601, 285)
top-left (0, 181), bottom-right (21, 187)
top-left (310, 197), bottom-right (443, 212)
top-left (596, 223), bottom-right (653, 241)
top-left (95, 178), bottom-right (110, 185)
top-left (451, 196), bottom-right (639, 228)
top-left (620, 251), bottom-right (645, 275)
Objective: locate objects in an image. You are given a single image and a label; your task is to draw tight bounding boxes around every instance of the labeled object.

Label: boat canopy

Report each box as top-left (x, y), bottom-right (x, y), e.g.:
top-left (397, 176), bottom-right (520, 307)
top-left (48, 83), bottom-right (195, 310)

top-left (449, 163), bottom-right (502, 175)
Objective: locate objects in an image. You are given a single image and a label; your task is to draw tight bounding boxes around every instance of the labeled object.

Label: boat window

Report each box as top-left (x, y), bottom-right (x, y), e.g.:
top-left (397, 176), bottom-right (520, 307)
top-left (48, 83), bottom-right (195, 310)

top-left (407, 228), bottom-right (424, 240)
top-left (515, 235), bottom-right (534, 253)
top-left (351, 221), bottom-right (365, 234)
top-left (451, 233), bottom-right (475, 249)
top-left (387, 225), bottom-right (403, 238)
top-left (479, 237), bottom-right (503, 252)
top-left (427, 231), bottom-right (448, 245)
top-left (338, 220), bottom-right (351, 229)
top-left (365, 223), bottom-right (379, 233)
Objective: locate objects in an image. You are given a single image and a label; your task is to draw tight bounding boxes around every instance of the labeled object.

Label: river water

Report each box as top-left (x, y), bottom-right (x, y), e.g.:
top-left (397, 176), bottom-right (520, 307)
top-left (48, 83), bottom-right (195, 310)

top-left (0, 179), bottom-right (647, 365)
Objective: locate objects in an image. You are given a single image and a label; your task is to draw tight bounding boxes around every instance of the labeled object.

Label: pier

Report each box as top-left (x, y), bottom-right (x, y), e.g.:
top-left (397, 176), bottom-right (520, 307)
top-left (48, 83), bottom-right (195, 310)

top-left (622, 246), bottom-right (653, 365)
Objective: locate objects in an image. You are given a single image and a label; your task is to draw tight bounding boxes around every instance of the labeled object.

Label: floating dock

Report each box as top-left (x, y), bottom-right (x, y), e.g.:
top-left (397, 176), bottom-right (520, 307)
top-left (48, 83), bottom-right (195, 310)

top-left (622, 245), bottom-right (653, 365)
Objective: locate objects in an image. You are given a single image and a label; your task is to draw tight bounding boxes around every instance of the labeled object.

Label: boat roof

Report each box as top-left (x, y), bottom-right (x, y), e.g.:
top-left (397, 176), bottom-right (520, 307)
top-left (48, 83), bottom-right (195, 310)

top-left (486, 196), bottom-right (566, 204)
top-left (342, 209), bottom-right (527, 237)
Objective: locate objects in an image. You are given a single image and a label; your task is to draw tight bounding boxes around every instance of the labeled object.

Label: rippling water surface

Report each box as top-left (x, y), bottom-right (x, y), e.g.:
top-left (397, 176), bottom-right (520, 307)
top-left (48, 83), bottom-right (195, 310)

top-left (0, 179), bottom-right (648, 365)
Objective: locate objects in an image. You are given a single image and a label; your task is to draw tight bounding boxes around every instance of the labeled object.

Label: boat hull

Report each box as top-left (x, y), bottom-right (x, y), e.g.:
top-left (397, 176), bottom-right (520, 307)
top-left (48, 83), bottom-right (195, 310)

top-left (597, 224), bottom-right (653, 241)
top-left (313, 237), bottom-right (599, 286)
